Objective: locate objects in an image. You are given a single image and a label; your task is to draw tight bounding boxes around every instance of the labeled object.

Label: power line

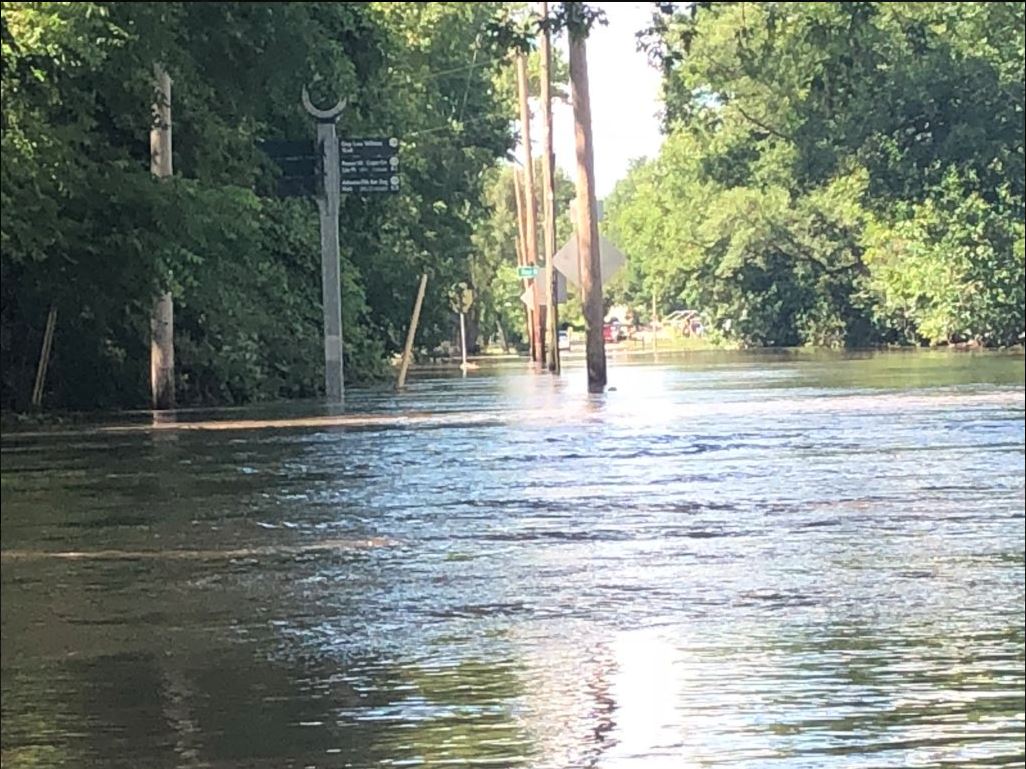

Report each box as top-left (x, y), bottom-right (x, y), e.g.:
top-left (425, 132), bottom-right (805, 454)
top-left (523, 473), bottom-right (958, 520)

top-left (406, 112), bottom-right (508, 139)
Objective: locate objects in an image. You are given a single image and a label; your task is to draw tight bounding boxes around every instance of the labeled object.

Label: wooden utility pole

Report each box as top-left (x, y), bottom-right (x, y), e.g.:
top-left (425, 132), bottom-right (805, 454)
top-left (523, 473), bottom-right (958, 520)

top-left (512, 167), bottom-right (535, 358)
top-left (569, 29), bottom-right (607, 392)
top-left (516, 54), bottom-right (543, 365)
top-left (512, 168), bottom-right (527, 270)
top-left (150, 63), bottom-right (175, 410)
top-left (539, 1), bottom-right (560, 374)
top-left (302, 87), bottom-right (347, 402)
top-left (396, 274), bottom-right (428, 390)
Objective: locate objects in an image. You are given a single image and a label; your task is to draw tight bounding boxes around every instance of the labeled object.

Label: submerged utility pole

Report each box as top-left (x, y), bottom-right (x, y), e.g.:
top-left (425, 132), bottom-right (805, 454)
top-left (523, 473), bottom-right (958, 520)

top-left (569, 25), bottom-right (607, 392)
top-left (150, 64), bottom-right (175, 409)
top-left (302, 88), bottom-right (347, 402)
top-left (539, 0), bottom-right (560, 374)
top-left (512, 167), bottom-right (535, 358)
top-left (516, 54), bottom-right (543, 366)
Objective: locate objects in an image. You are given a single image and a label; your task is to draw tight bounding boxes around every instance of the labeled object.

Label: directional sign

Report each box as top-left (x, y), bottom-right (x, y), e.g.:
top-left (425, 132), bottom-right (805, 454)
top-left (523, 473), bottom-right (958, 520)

top-left (340, 137), bottom-right (399, 158)
top-left (258, 139), bottom-right (318, 198)
top-left (341, 175), bottom-right (401, 194)
top-left (260, 139), bottom-right (316, 159)
top-left (517, 265), bottom-right (539, 279)
top-left (276, 176), bottom-right (317, 197)
top-left (552, 234), bottom-right (627, 289)
top-left (340, 137), bottom-right (400, 194)
top-left (341, 156), bottom-right (396, 175)
top-left (258, 137), bottom-right (401, 197)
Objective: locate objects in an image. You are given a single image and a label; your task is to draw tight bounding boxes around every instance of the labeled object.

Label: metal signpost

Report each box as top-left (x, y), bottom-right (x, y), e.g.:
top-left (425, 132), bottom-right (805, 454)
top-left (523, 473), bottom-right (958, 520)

top-left (259, 89), bottom-right (401, 402)
top-left (302, 88), bottom-right (347, 402)
top-left (449, 283), bottom-right (475, 373)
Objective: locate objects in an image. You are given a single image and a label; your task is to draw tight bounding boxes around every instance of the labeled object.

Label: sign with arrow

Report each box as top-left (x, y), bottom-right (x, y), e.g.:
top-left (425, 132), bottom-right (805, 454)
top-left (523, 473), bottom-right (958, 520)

top-left (340, 137), bottom-right (400, 194)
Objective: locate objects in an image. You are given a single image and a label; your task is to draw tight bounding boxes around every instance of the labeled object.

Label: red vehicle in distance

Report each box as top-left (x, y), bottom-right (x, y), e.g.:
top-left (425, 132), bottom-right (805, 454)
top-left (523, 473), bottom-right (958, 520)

top-left (602, 321), bottom-right (626, 343)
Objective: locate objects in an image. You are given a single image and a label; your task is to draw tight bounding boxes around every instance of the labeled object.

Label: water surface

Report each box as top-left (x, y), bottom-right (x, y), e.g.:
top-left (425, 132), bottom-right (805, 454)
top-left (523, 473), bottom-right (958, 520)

top-left (2, 350), bottom-right (1024, 768)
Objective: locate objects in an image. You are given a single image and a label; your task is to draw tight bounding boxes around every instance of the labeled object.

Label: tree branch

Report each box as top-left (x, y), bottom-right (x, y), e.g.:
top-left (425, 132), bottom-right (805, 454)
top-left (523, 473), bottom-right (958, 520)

top-left (733, 103), bottom-right (794, 142)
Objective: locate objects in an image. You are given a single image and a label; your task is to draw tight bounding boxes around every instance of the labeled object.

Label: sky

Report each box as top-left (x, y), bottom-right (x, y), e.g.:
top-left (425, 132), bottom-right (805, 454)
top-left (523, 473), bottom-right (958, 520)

top-left (521, 2), bottom-right (666, 200)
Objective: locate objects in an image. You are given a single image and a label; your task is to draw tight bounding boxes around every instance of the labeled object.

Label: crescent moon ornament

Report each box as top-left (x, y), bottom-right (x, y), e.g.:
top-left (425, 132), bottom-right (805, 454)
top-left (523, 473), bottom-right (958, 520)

top-left (301, 86), bottom-right (346, 121)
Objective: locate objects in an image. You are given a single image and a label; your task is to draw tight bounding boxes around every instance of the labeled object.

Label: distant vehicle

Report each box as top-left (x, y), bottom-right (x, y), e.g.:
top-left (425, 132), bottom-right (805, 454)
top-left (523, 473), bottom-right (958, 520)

top-left (558, 330), bottom-right (571, 351)
top-left (600, 322), bottom-right (627, 343)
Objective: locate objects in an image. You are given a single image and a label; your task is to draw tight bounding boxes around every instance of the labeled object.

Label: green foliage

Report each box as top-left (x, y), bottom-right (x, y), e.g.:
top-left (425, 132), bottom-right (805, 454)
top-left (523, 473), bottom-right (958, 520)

top-left (607, 1), bottom-right (1024, 349)
top-left (864, 172), bottom-right (1025, 346)
top-left (1, 1), bottom-right (518, 409)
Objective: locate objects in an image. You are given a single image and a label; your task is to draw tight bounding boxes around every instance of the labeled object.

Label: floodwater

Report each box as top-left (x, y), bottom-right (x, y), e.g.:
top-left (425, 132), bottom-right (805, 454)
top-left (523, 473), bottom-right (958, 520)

top-left (2, 350), bottom-right (1024, 769)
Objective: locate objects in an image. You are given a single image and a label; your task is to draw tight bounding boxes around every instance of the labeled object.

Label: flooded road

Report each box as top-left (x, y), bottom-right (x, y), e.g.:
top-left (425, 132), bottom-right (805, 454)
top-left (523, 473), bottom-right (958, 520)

top-left (2, 350), bottom-right (1024, 768)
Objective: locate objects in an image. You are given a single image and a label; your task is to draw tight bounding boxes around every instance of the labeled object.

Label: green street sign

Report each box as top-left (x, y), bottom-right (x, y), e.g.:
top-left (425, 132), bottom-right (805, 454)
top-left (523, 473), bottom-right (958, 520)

top-left (517, 265), bottom-right (539, 279)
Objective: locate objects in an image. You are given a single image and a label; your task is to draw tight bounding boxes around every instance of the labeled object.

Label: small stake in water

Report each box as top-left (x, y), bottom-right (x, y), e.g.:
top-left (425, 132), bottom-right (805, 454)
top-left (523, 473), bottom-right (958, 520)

top-left (449, 283), bottom-right (477, 373)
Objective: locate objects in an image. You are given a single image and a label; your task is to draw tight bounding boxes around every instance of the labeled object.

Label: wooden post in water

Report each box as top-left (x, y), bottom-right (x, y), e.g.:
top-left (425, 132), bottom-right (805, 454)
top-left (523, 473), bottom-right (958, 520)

top-left (569, 28), bottom-right (606, 392)
top-left (652, 289), bottom-right (658, 351)
top-left (31, 305), bottom-right (57, 408)
top-left (150, 63), bottom-right (175, 410)
top-left (459, 310), bottom-right (469, 372)
top-left (396, 274), bottom-right (428, 390)
top-left (516, 54), bottom-right (543, 366)
top-left (539, 0), bottom-right (560, 374)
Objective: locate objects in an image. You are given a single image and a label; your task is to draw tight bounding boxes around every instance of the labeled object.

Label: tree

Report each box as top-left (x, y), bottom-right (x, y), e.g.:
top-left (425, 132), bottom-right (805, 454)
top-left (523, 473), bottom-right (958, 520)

top-left (605, 1), bottom-right (1024, 348)
top-left (1, 2), bottom-right (520, 409)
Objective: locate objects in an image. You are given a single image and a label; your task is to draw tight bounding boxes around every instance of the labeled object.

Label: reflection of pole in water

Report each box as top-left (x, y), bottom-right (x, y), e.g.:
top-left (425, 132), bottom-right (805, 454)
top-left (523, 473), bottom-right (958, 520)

top-left (160, 665), bottom-right (201, 763)
top-left (583, 643), bottom-right (618, 766)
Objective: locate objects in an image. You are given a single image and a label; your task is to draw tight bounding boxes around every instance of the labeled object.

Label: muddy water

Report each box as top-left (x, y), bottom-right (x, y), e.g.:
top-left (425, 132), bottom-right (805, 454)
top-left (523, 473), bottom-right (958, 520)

top-left (2, 350), bottom-right (1024, 768)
